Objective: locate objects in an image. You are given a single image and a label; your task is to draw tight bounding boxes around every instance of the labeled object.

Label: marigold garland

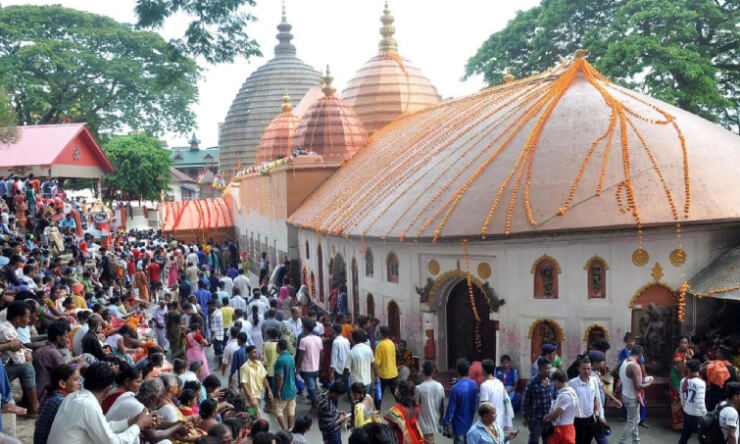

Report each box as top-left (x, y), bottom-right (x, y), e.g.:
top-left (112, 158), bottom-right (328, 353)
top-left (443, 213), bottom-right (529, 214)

top-left (461, 239), bottom-right (483, 353)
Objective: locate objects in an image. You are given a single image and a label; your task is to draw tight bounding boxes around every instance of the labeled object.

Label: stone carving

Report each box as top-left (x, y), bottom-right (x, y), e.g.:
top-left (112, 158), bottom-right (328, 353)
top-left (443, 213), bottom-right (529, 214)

top-left (591, 262), bottom-right (603, 297)
top-left (482, 281), bottom-right (505, 312)
top-left (540, 263), bottom-right (555, 297)
top-left (416, 278), bottom-right (434, 304)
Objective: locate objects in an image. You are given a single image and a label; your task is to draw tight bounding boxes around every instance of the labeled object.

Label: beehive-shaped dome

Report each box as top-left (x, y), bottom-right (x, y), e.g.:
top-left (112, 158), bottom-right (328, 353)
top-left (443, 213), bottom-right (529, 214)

top-left (293, 67), bottom-right (368, 161)
top-left (290, 55), bottom-right (740, 241)
top-left (255, 92), bottom-right (301, 164)
top-left (219, 5), bottom-right (320, 174)
top-left (341, 2), bottom-right (442, 135)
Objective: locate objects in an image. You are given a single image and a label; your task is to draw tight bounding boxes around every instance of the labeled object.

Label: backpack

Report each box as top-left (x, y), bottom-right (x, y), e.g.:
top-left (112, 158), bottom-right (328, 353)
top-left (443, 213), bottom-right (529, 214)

top-left (697, 400), bottom-right (728, 444)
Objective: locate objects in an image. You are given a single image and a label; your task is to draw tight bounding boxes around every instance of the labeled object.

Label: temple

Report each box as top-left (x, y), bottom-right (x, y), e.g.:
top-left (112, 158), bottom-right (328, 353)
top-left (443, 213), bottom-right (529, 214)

top-left (224, 4), bottom-right (740, 405)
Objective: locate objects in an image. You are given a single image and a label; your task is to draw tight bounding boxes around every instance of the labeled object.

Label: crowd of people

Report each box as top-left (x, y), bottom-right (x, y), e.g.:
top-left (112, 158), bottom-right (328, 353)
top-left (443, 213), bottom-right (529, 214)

top-left (2, 173), bottom-right (740, 444)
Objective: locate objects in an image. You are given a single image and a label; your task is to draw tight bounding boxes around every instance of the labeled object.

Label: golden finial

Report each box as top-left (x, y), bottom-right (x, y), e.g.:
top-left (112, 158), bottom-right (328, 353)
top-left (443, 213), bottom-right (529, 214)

top-left (322, 65), bottom-right (336, 97)
top-left (281, 0), bottom-right (287, 22)
top-left (282, 89), bottom-right (293, 113)
top-left (503, 67), bottom-right (515, 83)
top-left (378, 1), bottom-right (398, 53)
top-left (574, 49), bottom-right (588, 59)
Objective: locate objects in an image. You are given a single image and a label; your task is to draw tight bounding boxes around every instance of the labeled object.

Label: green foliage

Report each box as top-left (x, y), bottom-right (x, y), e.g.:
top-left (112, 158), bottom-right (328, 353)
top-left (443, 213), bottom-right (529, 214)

top-left (102, 134), bottom-right (173, 201)
top-left (0, 86), bottom-right (16, 143)
top-left (0, 5), bottom-right (199, 138)
top-left (135, 0), bottom-right (262, 64)
top-left (465, 0), bottom-right (740, 132)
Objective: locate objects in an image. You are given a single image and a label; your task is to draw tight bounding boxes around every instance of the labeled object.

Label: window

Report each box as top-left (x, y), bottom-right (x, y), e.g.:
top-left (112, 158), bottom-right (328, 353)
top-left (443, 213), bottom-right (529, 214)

top-left (532, 255), bottom-right (560, 299)
top-left (305, 241), bottom-right (310, 259)
top-left (365, 249), bottom-right (374, 277)
top-left (386, 252), bottom-right (399, 283)
top-left (585, 256), bottom-right (607, 299)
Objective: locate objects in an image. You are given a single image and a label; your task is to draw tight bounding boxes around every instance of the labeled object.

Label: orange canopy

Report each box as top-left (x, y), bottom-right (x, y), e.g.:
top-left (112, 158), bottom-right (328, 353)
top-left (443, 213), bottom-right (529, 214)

top-left (159, 198), bottom-right (235, 243)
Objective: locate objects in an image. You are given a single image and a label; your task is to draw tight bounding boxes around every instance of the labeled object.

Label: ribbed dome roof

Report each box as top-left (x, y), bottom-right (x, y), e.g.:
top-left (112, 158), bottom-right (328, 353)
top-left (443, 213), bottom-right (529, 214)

top-left (289, 56), bottom-right (740, 241)
top-left (293, 68), bottom-right (368, 161)
top-left (218, 7), bottom-right (320, 174)
top-left (341, 3), bottom-right (441, 135)
top-left (255, 92), bottom-right (301, 164)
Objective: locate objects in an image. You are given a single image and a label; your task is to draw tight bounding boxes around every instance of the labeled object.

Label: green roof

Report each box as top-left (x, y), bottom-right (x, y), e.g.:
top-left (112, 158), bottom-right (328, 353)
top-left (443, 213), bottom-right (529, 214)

top-left (170, 146), bottom-right (220, 168)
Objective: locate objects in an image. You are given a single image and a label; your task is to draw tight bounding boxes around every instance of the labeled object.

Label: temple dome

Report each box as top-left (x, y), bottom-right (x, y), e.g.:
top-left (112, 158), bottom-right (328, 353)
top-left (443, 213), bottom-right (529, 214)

top-left (341, 2), bottom-right (442, 135)
top-left (293, 67), bottom-right (368, 161)
top-left (289, 56), bottom-right (740, 241)
top-left (219, 5), bottom-right (320, 174)
top-left (255, 92), bottom-right (300, 164)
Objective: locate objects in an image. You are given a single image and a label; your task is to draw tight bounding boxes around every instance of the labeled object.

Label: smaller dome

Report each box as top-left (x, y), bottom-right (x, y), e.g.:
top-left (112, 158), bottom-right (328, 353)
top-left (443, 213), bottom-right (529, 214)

top-left (255, 91), bottom-right (301, 164)
top-left (293, 66), bottom-right (368, 161)
top-left (341, 2), bottom-right (442, 134)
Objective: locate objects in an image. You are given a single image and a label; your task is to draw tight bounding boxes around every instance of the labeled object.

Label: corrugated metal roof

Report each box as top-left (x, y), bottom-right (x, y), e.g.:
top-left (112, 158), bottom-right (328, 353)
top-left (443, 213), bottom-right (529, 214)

top-left (0, 123), bottom-right (113, 172)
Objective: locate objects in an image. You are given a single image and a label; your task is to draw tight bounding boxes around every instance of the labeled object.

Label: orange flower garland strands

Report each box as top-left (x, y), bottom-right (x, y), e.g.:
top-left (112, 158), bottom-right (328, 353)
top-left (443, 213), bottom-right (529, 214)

top-left (678, 281), bottom-right (689, 323)
top-left (462, 239), bottom-right (483, 353)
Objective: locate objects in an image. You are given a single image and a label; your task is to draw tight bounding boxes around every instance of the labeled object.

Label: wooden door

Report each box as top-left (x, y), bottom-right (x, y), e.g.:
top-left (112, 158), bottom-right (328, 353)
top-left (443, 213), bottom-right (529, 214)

top-left (388, 301), bottom-right (401, 340)
top-left (351, 258), bottom-right (359, 322)
top-left (446, 280), bottom-right (496, 369)
top-left (367, 293), bottom-right (375, 319)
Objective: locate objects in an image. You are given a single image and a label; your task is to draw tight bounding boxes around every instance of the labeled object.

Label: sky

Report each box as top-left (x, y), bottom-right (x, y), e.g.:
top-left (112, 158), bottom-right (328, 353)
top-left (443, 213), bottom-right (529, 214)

top-left (4, 0), bottom-right (540, 148)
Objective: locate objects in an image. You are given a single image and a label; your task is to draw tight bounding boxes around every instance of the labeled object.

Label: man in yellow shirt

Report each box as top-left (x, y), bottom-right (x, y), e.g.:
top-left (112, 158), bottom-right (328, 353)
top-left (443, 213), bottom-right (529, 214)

top-left (374, 325), bottom-right (398, 408)
top-left (239, 345), bottom-right (272, 417)
top-left (220, 297), bottom-right (234, 331)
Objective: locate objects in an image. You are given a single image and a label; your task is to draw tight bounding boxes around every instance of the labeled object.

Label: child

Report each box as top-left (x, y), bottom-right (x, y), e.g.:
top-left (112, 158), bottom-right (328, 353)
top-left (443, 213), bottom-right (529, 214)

top-left (291, 415), bottom-right (312, 444)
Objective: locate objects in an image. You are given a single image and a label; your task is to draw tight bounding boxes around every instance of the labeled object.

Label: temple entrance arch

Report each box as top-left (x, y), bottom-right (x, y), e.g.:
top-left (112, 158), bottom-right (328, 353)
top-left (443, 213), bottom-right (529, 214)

top-left (330, 253), bottom-right (347, 312)
top-left (445, 280), bottom-right (496, 369)
top-left (317, 245), bottom-right (325, 303)
top-left (351, 258), bottom-right (359, 322)
top-left (367, 293), bottom-right (375, 319)
top-left (387, 300), bottom-right (401, 340)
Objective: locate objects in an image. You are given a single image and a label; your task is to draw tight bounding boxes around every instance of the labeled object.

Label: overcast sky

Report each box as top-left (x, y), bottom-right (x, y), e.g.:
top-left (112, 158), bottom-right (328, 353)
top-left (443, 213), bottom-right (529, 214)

top-left (4, 0), bottom-right (540, 147)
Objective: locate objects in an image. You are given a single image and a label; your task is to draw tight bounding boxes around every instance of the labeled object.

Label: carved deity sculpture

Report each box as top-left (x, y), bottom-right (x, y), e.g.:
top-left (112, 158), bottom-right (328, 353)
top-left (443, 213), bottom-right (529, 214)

top-left (591, 263), bottom-right (602, 297)
top-left (641, 303), bottom-right (667, 364)
top-left (540, 263), bottom-right (554, 297)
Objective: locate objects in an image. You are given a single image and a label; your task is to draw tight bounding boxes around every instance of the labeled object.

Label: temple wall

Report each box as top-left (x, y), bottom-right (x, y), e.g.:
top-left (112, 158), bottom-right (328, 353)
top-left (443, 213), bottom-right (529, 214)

top-left (297, 224), bottom-right (740, 371)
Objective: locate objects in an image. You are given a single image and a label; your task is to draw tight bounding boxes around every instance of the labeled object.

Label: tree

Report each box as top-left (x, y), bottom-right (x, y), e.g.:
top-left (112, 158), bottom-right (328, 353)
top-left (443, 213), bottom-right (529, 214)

top-left (465, 0), bottom-right (740, 132)
top-left (0, 86), bottom-right (16, 143)
top-left (0, 5), bottom-right (199, 139)
top-left (102, 134), bottom-right (173, 201)
top-left (135, 0), bottom-right (262, 64)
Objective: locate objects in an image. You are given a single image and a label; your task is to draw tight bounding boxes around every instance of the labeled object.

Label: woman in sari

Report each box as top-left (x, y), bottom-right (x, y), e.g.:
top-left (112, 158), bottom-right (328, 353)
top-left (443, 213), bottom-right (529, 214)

top-left (167, 255), bottom-right (179, 289)
top-left (384, 380), bottom-right (423, 444)
top-left (166, 301), bottom-right (186, 360)
top-left (186, 322), bottom-right (211, 377)
top-left (670, 335), bottom-right (694, 431)
top-left (134, 262), bottom-right (150, 303)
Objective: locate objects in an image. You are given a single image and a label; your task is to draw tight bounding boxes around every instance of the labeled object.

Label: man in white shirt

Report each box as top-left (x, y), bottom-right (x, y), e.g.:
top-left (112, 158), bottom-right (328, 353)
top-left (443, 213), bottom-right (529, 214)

top-left (221, 325), bottom-right (242, 388)
top-left (544, 369), bottom-right (580, 441)
top-left (249, 289), bottom-right (269, 317)
top-left (568, 358), bottom-right (604, 443)
top-left (219, 273), bottom-right (234, 297)
top-left (480, 358), bottom-right (514, 430)
top-left (679, 359), bottom-right (706, 444)
top-left (720, 382), bottom-right (740, 444)
top-left (72, 311), bottom-right (91, 356)
top-left (230, 288), bottom-right (247, 313)
top-left (330, 324), bottom-right (350, 395)
top-left (416, 360), bottom-right (445, 444)
top-left (232, 269), bottom-right (250, 299)
top-left (345, 330), bottom-right (374, 391)
top-left (47, 362), bottom-right (152, 444)
top-left (283, 307), bottom-right (303, 337)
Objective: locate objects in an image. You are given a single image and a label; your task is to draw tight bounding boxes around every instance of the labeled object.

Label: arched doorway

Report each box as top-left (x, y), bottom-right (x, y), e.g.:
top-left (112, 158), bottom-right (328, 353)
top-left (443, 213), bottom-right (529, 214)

top-left (317, 245), bottom-right (325, 303)
top-left (330, 253), bottom-right (347, 312)
top-left (630, 284), bottom-right (678, 375)
top-left (387, 301), bottom-right (401, 340)
top-left (529, 319), bottom-right (564, 363)
top-left (446, 280), bottom-right (496, 368)
top-left (351, 258), bottom-right (359, 322)
top-left (367, 293), bottom-right (375, 319)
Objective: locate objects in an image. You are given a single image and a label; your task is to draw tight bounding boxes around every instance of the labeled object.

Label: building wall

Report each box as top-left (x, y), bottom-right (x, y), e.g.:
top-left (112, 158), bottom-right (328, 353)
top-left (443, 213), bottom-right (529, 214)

top-left (297, 224), bottom-right (740, 371)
